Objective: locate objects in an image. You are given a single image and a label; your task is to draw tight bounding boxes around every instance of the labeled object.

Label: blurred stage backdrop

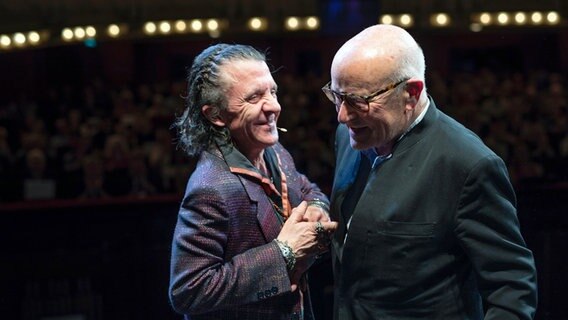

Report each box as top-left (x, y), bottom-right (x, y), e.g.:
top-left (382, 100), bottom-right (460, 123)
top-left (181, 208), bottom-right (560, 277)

top-left (1, 1), bottom-right (567, 319)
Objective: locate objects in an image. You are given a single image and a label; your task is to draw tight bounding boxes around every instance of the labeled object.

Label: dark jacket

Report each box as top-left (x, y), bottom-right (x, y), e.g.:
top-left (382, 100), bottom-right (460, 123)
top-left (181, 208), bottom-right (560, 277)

top-left (331, 98), bottom-right (537, 319)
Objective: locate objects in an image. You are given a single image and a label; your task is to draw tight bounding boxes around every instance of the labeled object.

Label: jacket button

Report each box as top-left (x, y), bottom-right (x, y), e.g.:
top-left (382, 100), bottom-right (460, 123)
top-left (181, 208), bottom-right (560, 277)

top-left (257, 291), bottom-right (265, 300)
top-left (271, 286), bottom-right (278, 294)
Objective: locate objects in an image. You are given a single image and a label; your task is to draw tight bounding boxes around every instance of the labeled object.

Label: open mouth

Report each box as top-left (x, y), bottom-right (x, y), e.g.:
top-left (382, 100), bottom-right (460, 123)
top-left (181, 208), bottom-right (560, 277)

top-left (349, 126), bottom-right (367, 135)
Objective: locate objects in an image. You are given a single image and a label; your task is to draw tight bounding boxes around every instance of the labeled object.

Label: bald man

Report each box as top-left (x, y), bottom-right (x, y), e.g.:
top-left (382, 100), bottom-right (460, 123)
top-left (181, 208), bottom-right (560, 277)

top-left (323, 24), bottom-right (537, 319)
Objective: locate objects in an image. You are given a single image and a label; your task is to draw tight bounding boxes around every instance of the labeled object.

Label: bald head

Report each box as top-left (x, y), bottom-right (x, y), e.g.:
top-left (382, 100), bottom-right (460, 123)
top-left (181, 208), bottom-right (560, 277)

top-left (331, 24), bottom-right (425, 88)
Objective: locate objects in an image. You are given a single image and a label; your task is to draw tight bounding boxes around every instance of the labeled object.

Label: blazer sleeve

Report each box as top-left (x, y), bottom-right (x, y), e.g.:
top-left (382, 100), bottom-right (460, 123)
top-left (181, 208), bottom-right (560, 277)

top-left (454, 155), bottom-right (538, 320)
top-left (169, 181), bottom-right (292, 315)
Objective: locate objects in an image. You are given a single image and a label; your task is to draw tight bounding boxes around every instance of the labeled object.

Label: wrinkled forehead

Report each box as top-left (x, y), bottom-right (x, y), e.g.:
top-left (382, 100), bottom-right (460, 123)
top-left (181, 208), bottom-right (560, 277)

top-left (331, 46), bottom-right (395, 91)
top-left (220, 59), bottom-right (276, 94)
top-left (220, 59), bottom-right (272, 84)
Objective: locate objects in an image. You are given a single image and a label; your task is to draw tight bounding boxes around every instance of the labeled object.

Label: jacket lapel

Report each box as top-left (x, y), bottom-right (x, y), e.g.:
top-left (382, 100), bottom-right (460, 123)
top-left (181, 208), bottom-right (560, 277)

top-left (237, 175), bottom-right (282, 242)
top-left (331, 126), bottom-right (361, 260)
top-left (215, 140), bottom-right (286, 243)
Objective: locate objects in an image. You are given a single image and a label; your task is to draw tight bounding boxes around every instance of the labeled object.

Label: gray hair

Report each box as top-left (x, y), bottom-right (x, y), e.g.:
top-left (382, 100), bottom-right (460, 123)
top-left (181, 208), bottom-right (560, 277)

top-left (173, 43), bottom-right (266, 157)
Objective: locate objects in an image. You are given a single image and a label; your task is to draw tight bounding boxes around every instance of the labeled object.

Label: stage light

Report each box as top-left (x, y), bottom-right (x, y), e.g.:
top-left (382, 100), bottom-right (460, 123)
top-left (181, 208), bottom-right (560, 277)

top-left (285, 17), bottom-right (300, 30)
top-left (13, 33), bottom-right (26, 46)
top-left (190, 20), bottom-right (203, 32)
top-left (380, 15), bottom-right (393, 25)
top-left (470, 23), bottom-right (482, 32)
top-left (431, 13), bottom-right (450, 27)
top-left (107, 24), bottom-right (121, 37)
top-left (0, 35), bottom-right (11, 48)
top-left (159, 21), bottom-right (171, 34)
top-left (546, 11), bottom-right (560, 24)
top-left (144, 22), bottom-right (157, 34)
top-left (497, 12), bottom-right (509, 25)
top-left (248, 17), bottom-right (267, 31)
top-left (399, 14), bottom-right (413, 27)
top-left (74, 27), bottom-right (86, 39)
top-left (305, 16), bottom-right (319, 30)
top-left (531, 12), bottom-right (543, 24)
top-left (175, 20), bottom-right (187, 32)
top-left (208, 30), bottom-right (220, 38)
top-left (62, 28), bottom-right (74, 41)
top-left (479, 12), bottom-right (491, 25)
top-left (206, 19), bottom-right (219, 31)
top-left (85, 26), bottom-right (96, 37)
top-left (28, 31), bottom-right (40, 44)
top-left (514, 12), bottom-right (527, 25)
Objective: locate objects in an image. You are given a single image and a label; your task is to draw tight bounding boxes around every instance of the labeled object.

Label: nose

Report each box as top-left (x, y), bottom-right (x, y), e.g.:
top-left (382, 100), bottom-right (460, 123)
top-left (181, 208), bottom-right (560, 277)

top-left (336, 100), bottom-right (351, 124)
top-left (263, 95), bottom-right (281, 113)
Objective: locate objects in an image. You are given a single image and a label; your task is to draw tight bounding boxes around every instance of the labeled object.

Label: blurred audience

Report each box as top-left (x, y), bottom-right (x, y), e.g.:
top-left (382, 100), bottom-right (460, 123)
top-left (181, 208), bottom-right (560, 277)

top-left (0, 68), bottom-right (566, 204)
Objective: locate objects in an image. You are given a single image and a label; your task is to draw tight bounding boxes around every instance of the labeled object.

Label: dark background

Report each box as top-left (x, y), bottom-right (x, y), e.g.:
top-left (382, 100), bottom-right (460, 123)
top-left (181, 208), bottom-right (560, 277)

top-left (1, 0), bottom-right (567, 319)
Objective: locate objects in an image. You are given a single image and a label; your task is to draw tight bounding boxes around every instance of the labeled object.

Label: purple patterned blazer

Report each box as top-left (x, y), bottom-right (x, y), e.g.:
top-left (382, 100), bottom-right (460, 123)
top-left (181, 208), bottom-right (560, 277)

top-left (169, 141), bottom-right (329, 320)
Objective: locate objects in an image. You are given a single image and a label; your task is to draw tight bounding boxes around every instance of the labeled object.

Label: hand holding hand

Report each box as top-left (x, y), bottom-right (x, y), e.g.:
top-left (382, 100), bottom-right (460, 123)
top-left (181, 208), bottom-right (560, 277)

top-left (303, 205), bottom-right (330, 222)
top-left (276, 201), bottom-right (338, 290)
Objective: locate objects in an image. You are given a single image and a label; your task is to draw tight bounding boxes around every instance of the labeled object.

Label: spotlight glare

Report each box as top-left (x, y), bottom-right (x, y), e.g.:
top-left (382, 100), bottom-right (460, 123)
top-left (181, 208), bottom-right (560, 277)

top-left (107, 24), bottom-right (121, 37)
top-left (497, 12), bottom-right (509, 25)
top-left (1, 34), bottom-right (12, 47)
top-left (74, 27), bottom-right (86, 39)
top-left (28, 31), bottom-right (40, 43)
top-left (546, 11), bottom-right (559, 24)
top-left (479, 12), bottom-right (491, 25)
top-left (62, 28), bottom-right (74, 41)
top-left (470, 23), bottom-right (482, 32)
top-left (175, 20), bottom-right (187, 32)
top-left (144, 22), bottom-right (157, 34)
top-left (85, 26), bottom-right (96, 37)
top-left (208, 29), bottom-right (220, 38)
top-left (399, 14), bottom-right (413, 27)
top-left (191, 20), bottom-right (203, 32)
top-left (207, 19), bottom-right (219, 31)
top-left (432, 13), bottom-right (450, 26)
top-left (13, 32), bottom-right (26, 45)
top-left (514, 12), bottom-right (526, 24)
top-left (286, 17), bottom-right (300, 30)
top-left (305, 16), bottom-right (319, 29)
top-left (381, 15), bottom-right (393, 25)
top-left (531, 12), bottom-right (543, 24)
top-left (249, 17), bottom-right (263, 30)
top-left (159, 21), bottom-right (171, 33)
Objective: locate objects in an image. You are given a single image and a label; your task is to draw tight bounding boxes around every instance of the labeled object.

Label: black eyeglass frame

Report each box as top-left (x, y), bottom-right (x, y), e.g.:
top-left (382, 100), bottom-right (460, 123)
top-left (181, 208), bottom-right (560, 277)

top-left (322, 78), bottom-right (409, 112)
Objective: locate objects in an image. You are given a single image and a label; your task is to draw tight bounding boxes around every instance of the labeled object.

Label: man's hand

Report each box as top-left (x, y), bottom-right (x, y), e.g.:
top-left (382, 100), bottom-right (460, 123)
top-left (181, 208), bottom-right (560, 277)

top-left (277, 201), bottom-right (338, 290)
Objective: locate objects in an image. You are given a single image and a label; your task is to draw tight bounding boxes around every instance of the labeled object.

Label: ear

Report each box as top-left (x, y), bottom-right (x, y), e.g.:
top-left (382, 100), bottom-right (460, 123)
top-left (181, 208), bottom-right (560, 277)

top-left (201, 105), bottom-right (226, 127)
top-left (405, 79), bottom-right (424, 101)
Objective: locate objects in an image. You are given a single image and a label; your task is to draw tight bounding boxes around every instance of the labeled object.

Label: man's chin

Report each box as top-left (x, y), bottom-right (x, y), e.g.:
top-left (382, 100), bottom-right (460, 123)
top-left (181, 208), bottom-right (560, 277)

top-left (349, 138), bottom-right (368, 150)
top-left (263, 135), bottom-right (279, 146)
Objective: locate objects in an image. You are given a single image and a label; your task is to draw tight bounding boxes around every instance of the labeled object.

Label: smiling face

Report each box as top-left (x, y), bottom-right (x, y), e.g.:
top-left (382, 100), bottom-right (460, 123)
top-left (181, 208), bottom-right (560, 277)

top-left (329, 24), bottom-right (424, 155)
top-left (331, 57), bottom-right (409, 154)
top-left (217, 59), bottom-right (281, 160)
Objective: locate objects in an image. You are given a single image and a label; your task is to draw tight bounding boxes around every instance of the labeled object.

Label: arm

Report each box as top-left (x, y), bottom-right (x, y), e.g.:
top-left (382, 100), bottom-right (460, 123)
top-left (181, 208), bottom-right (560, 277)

top-left (455, 155), bottom-right (538, 320)
top-left (169, 184), bottom-right (291, 315)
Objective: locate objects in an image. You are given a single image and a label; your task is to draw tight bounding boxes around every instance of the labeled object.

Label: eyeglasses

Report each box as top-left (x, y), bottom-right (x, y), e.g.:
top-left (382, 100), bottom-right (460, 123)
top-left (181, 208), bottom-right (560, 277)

top-left (321, 78), bottom-right (409, 112)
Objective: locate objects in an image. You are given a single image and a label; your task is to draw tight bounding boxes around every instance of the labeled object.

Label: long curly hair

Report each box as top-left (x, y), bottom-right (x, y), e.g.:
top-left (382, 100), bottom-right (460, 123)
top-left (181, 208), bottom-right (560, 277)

top-left (173, 43), bottom-right (266, 157)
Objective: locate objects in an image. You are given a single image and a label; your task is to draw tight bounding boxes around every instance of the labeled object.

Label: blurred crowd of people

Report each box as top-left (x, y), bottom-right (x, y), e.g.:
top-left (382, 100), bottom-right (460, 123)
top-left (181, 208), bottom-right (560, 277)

top-left (0, 68), bottom-right (566, 204)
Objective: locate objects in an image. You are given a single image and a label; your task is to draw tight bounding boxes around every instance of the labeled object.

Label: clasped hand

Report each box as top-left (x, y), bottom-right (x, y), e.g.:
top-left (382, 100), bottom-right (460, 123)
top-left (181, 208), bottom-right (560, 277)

top-left (277, 201), bottom-right (338, 291)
